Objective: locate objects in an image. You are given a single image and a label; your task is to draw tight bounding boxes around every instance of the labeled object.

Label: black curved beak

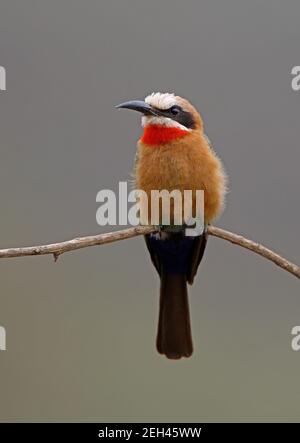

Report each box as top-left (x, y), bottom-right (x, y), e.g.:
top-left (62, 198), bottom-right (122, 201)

top-left (115, 100), bottom-right (164, 116)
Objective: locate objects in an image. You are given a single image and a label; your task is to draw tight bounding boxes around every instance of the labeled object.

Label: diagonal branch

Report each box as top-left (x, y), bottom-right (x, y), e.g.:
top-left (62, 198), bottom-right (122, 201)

top-left (208, 226), bottom-right (300, 279)
top-left (0, 225), bottom-right (299, 279)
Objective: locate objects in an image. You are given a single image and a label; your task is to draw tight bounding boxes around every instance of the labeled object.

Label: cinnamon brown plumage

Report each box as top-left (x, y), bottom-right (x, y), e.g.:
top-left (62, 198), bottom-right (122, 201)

top-left (117, 92), bottom-right (227, 359)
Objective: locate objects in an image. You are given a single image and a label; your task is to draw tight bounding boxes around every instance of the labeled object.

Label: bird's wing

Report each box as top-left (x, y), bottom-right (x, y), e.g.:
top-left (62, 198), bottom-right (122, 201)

top-left (184, 133), bottom-right (212, 283)
top-left (186, 230), bottom-right (208, 285)
top-left (144, 234), bottom-right (162, 276)
top-left (144, 230), bottom-right (208, 284)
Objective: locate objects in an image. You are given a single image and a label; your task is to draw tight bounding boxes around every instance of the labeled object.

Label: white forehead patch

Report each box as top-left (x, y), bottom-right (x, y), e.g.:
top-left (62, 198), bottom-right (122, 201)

top-left (145, 92), bottom-right (177, 110)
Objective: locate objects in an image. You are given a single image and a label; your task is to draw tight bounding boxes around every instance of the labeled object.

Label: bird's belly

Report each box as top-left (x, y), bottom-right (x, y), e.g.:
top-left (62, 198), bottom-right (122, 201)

top-left (138, 151), bottom-right (198, 192)
top-left (137, 150), bottom-right (205, 225)
top-left (136, 142), bottom-right (225, 224)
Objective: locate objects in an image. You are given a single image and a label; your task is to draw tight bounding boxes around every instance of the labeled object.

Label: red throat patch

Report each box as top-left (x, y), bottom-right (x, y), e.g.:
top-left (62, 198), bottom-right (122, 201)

top-left (140, 125), bottom-right (189, 146)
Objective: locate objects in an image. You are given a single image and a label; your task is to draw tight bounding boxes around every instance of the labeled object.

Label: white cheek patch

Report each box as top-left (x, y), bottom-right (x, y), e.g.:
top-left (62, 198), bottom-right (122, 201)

top-left (141, 115), bottom-right (190, 131)
top-left (145, 92), bottom-right (177, 110)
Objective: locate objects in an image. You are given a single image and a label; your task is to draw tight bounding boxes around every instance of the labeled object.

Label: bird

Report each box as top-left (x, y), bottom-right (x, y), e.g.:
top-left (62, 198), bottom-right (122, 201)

top-left (116, 92), bottom-right (227, 359)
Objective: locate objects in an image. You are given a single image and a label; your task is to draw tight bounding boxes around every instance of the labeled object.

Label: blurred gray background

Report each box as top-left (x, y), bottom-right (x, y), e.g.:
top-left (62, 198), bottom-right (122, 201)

top-left (0, 0), bottom-right (299, 422)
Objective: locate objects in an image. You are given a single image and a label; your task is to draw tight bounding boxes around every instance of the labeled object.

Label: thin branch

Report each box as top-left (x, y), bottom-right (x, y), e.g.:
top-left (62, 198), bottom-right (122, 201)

top-left (0, 226), bottom-right (155, 260)
top-left (208, 226), bottom-right (300, 279)
top-left (0, 225), bottom-right (299, 279)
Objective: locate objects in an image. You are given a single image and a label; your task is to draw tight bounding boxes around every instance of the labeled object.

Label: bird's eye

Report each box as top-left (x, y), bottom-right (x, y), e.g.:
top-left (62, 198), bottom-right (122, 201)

top-left (170, 105), bottom-right (181, 116)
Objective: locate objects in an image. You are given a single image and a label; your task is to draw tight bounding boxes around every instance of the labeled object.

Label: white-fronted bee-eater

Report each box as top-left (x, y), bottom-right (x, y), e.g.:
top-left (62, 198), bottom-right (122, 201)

top-left (117, 92), bottom-right (227, 360)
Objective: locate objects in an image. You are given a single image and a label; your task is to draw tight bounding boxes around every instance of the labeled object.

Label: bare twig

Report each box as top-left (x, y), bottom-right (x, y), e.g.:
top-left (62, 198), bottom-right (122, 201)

top-left (0, 225), bottom-right (298, 279)
top-left (208, 226), bottom-right (300, 279)
top-left (0, 226), bottom-right (155, 259)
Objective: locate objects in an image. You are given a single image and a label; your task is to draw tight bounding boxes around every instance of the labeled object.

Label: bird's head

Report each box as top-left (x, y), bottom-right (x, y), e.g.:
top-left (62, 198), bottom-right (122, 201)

top-left (116, 92), bottom-right (203, 145)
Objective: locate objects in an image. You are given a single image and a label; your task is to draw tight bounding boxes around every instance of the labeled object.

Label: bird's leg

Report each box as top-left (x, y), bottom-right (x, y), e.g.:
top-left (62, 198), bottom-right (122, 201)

top-left (154, 225), bottom-right (165, 239)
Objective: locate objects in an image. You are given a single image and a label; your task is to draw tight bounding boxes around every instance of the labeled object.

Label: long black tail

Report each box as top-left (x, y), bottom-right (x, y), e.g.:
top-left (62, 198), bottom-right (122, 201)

top-left (145, 231), bottom-right (208, 360)
top-left (156, 271), bottom-right (193, 359)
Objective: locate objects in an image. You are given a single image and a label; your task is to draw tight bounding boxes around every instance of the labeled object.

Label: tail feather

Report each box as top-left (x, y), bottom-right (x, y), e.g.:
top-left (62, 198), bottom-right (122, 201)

top-left (156, 272), bottom-right (193, 359)
top-left (145, 231), bottom-right (207, 360)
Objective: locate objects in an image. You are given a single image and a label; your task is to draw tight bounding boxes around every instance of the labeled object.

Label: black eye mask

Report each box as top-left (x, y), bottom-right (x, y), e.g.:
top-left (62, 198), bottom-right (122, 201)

top-left (156, 105), bottom-right (196, 129)
top-left (116, 100), bottom-right (196, 129)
